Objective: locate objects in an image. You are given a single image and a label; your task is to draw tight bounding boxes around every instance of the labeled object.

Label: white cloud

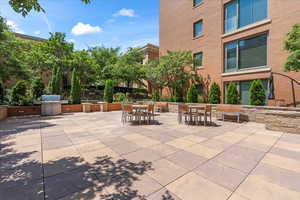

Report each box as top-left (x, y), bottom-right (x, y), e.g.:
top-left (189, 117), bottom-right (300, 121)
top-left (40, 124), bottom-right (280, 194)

top-left (34, 30), bottom-right (41, 35)
top-left (114, 8), bottom-right (136, 17)
top-left (71, 22), bottom-right (103, 36)
top-left (6, 20), bottom-right (25, 34)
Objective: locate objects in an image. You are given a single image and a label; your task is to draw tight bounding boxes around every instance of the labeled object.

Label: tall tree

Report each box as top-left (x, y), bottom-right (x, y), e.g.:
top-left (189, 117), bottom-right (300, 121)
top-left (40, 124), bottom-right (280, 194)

top-left (31, 77), bottom-right (45, 100)
top-left (71, 50), bottom-right (96, 85)
top-left (0, 28), bottom-right (31, 83)
top-left (8, 0), bottom-right (91, 17)
top-left (89, 47), bottom-right (120, 84)
top-left (112, 48), bottom-right (145, 88)
top-left (284, 23), bottom-right (300, 72)
top-left (70, 68), bottom-right (81, 104)
top-left (144, 51), bottom-right (200, 97)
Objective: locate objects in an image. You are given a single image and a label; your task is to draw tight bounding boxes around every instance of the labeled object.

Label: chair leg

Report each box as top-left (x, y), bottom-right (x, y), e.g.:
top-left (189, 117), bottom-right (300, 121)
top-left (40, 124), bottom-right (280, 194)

top-left (237, 114), bottom-right (240, 123)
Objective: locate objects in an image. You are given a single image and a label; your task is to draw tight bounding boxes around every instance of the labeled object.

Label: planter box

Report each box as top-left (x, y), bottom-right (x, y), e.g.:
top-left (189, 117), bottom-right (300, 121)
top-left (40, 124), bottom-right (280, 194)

top-left (91, 104), bottom-right (101, 112)
top-left (8, 106), bottom-right (41, 117)
top-left (0, 106), bottom-right (8, 120)
top-left (107, 103), bottom-right (122, 111)
top-left (62, 104), bottom-right (83, 113)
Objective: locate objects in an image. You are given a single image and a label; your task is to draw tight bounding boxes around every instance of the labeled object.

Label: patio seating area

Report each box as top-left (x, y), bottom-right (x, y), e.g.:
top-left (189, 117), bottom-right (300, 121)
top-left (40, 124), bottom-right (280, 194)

top-left (1, 111), bottom-right (300, 200)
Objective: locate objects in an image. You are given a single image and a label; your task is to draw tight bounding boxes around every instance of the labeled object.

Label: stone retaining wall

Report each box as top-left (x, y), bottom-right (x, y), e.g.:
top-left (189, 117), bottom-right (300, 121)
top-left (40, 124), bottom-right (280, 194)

top-left (167, 102), bottom-right (300, 134)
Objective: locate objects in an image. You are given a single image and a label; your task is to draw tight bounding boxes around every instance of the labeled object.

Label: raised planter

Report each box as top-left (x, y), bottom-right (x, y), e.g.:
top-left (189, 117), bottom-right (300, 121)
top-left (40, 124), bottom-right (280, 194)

top-left (7, 106), bottom-right (41, 117)
top-left (0, 105), bottom-right (8, 120)
top-left (91, 104), bottom-right (101, 112)
top-left (82, 103), bottom-right (92, 113)
top-left (107, 103), bottom-right (122, 111)
top-left (62, 104), bottom-right (83, 113)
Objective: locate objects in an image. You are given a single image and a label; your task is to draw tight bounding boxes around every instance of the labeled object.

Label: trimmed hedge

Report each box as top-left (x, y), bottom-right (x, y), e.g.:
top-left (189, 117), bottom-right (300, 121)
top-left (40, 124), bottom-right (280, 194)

top-left (208, 82), bottom-right (221, 104)
top-left (104, 79), bottom-right (114, 103)
top-left (250, 80), bottom-right (266, 106)
top-left (70, 68), bottom-right (81, 104)
top-left (226, 82), bottom-right (240, 104)
top-left (31, 77), bottom-right (45, 100)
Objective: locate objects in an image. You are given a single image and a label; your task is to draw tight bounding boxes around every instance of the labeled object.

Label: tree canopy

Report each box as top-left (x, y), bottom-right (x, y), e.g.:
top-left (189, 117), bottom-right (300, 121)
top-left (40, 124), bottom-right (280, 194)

top-left (144, 50), bottom-right (202, 97)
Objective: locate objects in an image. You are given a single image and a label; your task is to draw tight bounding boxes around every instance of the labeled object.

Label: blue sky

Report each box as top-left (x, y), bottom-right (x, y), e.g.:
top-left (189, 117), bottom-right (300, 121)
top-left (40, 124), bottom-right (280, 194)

top-left (0, 0), bottom-right (159, 50)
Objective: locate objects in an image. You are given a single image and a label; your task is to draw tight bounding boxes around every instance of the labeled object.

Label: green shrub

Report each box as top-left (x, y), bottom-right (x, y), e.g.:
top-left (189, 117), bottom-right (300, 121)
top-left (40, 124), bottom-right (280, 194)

top-left (173, 87), bottom-right (183, 102)
top-left (249, 80), bottom-right (266, 106)
top-left (104, 79), bottom-right (114, 103)
top-left (10, 81), bottom-right (32, 105)
top-left (152, 90), bottom-right (160, 102)
top-left (49, 66), bottom-right (62, 95)
top-left (226, 82), bottom-right (240, 104)
top-left (70, 68), bottom-right (81, 104)
top-left (114, 92), bottom-right (129, 102)
top-left (0, 81), bottom-right (4, 104)
top-left (31, 77), bottom-right (45, 100)
top-left (186, 85), bottom-right (198, 103)
top-left (208, 82), bottom-right (221, 104)
top-left (49, 65), bottom-right (57, 94)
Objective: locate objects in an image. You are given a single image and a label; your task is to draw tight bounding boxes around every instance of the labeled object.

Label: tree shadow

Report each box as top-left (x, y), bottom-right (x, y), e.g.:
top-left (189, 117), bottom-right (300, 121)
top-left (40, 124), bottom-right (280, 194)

top-left (0, 116), bottom-right (178, 200)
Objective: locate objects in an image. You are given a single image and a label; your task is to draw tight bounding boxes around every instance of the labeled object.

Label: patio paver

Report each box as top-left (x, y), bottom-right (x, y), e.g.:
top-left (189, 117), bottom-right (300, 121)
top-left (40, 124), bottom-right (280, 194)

top-left (1, 111), bottom-right (300, 200)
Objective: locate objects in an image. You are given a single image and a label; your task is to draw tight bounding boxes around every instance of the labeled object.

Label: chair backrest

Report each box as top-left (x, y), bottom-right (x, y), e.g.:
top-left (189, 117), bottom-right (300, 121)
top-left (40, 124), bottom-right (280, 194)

top-left (122, 104), bottom-right (133, 113)
top-left (205, 105), bottom-right (212, 112)
top-left (148, 104), bottom-right (154, 112)
top-left (216, 105), bottom-right (242, 112)
top-left (178, 104), bottom-right (189, 113)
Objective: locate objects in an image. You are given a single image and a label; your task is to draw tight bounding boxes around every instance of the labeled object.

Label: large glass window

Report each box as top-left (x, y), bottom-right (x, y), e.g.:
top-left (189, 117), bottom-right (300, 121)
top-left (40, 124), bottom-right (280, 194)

top-left (194, 0), bottom-right (203, 6)
top-left (224, 0), bottom-right (268, 33)
top-left (194, 52), bottom-right (203, 68)
top-left (194, 20), bottom-right (203, 38)
top-left (224, 33), bottom-right (267, 72)
top-left (224, 79), bottom-right (268, 105)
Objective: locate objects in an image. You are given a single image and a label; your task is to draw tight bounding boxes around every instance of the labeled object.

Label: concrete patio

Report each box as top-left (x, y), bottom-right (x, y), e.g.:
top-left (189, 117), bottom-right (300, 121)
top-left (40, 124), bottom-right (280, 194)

top-left (0, 112), bottom-right (300, 200)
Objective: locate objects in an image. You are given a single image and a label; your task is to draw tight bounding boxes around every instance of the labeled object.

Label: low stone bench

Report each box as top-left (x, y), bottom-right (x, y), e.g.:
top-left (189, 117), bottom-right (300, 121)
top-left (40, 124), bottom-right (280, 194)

top-left (216, 105), bottom-right (242, 123)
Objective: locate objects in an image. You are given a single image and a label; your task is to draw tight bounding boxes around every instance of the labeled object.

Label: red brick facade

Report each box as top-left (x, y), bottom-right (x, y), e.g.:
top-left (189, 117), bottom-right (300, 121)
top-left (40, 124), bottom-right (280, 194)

top-left (160, 0), bottom-right (300, 106)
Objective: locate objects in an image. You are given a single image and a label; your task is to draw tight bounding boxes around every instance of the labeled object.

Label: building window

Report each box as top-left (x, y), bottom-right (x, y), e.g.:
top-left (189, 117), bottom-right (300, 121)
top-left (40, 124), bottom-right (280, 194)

top-left (224, 0), bottom-right (268, 33)
top-left (194, 0), bottom-right (203, 7)
top-left (194, 20), bottom-right (203, 38)
top-left (194, 52), bottom-right (203, 68)
top-left (224, 79), bottom-right (268, 105)
top-left (224, 33), bottom-right (267, 73)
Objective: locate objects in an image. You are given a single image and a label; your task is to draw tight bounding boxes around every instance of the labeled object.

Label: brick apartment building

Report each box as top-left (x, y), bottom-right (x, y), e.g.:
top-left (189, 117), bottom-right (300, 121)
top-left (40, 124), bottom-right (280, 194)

top-left (160, 0), bottom-right (300, 105)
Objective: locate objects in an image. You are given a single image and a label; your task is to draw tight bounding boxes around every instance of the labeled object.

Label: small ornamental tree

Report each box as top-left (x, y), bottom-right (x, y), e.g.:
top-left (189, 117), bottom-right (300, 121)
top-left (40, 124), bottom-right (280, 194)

top-left (31, 77), bottom-right (45, 100)
top-left (226, 82), bottom-right (240, 104)
top-left (54, 66), bottom-right (62, 95)
top-left (186, 85), bottom-right (198, 103)
top-left (70, 68), bottom-right (81, 104)
top-left (249, 80), bottom-right (266, 106)
top-left (10, 80), bottom-right (27, 105)
top-left (152, 90), bottom-right (160, 102)
top-left (208, 82), bottom-right (221, 104)
top-left (49, 66), bottom-right (57, 94)
top-left (0, 81), bottom-right (4, 104)
top-left (104, 79), bottom-right (114, 103)
top-left (284, 23), bottom-right (300, 72)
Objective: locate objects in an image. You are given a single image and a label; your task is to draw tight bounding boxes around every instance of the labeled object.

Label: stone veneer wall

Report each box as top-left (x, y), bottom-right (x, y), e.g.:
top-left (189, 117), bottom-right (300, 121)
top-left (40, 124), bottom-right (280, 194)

top-left (167, 103), bottom-right (300, 134)
top-left (0, 106), bottom-right (8, 121)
